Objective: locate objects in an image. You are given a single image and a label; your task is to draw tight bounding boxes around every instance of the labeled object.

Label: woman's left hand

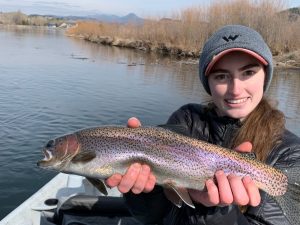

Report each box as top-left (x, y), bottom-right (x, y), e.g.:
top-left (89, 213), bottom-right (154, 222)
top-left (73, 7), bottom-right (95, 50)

top-left (188, 142), bottom-right (261, 207)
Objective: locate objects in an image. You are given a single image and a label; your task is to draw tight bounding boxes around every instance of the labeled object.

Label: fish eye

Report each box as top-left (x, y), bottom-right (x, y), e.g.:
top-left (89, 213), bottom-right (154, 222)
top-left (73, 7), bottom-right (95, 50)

top-left (46, 140), bottom-right (55, 148)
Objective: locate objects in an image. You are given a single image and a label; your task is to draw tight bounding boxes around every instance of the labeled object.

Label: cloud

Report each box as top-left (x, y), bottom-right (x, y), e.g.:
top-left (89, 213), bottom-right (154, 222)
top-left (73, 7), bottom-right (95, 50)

top-left (32, 1), bottom-right (80, 9)
top-left (0, 0), bottom-right (90, 16)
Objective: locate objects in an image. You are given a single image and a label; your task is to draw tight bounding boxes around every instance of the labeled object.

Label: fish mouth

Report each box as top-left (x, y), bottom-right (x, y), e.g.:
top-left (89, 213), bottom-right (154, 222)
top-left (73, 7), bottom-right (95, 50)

top-left (37, 149), bottom-right (53, 167)
top-left (43, 149), bottom-right (53, 161)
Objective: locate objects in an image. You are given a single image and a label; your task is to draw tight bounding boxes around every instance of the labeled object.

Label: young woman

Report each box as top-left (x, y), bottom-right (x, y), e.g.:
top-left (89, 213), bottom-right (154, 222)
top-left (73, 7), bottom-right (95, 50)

top-left (106, 25), bottom-right (300, 225)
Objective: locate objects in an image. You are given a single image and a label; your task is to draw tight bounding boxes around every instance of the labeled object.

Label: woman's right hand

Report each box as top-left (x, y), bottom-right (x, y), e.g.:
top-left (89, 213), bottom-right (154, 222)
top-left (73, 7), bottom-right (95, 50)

top-left (105, 117), bottom-right (156, 194)
top-left (188, 142), bottom-right (261, 207)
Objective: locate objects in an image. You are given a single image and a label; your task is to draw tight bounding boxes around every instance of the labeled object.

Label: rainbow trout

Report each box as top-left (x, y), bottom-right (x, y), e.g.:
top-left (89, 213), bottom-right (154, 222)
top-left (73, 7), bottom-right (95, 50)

top-left (38, 126), bottom-right (299, 224)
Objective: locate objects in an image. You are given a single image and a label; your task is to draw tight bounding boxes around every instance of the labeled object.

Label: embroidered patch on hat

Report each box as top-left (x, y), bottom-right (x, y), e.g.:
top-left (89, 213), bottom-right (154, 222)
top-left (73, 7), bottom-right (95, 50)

top-left (222, 34), bottom-right (240, 42)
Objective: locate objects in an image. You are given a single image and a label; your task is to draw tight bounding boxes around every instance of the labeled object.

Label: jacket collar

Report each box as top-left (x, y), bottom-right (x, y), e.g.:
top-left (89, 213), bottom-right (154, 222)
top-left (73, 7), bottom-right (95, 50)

top-left (207, 105), bottom-right (242, 126)
top-left (206, 105), bottom-right (242, 147)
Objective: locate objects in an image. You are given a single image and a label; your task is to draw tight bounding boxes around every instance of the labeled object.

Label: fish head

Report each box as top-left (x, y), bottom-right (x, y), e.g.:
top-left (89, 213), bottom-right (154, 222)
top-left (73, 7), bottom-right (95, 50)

top-left (37, 134), bottom-right (79, 170)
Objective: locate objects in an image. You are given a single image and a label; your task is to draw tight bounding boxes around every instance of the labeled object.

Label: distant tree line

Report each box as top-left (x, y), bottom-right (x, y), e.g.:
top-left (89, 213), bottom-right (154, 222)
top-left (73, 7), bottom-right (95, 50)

top-left (67, 0), bottom-right (300, 57)
top-left (0, 11), bottom-right (65, 26)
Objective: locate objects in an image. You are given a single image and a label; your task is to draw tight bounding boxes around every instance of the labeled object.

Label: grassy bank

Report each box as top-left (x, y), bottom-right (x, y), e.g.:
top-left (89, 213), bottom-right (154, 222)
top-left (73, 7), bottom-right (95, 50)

top-left (66, 0), bottom-right (300, 65)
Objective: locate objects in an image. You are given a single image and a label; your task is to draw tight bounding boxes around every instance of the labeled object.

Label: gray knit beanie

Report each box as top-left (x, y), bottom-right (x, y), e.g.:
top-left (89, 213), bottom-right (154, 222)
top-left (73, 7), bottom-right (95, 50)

top-left (199, 25), bottom-right (273, 95)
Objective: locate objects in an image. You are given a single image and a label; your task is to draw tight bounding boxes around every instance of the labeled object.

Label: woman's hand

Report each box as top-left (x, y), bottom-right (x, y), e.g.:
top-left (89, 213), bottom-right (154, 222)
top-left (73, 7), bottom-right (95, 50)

top-left (188, 141), bottom-right (261, 207)
top-left (105, 117), bottom-right (156, 194)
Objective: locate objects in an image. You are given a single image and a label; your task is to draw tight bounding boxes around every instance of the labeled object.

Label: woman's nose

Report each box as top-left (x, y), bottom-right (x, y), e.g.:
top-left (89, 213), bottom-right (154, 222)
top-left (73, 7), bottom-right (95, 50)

top-left (228, 78), bottom-right (243, 95)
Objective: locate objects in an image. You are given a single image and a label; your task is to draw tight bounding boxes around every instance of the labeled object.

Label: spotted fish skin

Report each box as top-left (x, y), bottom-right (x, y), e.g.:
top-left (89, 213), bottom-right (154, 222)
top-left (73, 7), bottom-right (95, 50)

top-left (38, 126), bottom-right (288, 197)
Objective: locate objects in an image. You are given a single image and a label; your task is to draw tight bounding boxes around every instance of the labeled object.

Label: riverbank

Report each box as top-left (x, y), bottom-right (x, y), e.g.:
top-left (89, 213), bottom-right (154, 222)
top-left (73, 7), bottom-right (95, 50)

top-left (273, 50), bottom-right (300, 68)
top-left (67, 33), bottom-right (300, 69)
top-left (65, 0), bottom-right (300, 69)
top-left (67, 33), bottom-right (199, 57)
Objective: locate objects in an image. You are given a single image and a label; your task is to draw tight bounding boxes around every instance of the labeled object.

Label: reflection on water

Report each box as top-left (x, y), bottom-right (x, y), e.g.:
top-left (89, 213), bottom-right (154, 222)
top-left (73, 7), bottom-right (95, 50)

top-left (0, 26), bottom-right (299, 219)
top-left (268, 69), bottom-right (300, 134)
top-left (68, 37), bottom-right (206, 99)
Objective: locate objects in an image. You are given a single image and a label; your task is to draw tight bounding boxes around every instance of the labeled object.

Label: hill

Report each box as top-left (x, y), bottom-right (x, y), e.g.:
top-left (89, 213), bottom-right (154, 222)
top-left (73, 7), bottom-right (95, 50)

top-left (61, 13), bottom-right (144, 24)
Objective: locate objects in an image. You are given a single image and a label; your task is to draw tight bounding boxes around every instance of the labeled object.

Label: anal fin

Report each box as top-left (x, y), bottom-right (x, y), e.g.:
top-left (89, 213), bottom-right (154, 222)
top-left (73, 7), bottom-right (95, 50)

top-left (164, 187), bottom-right (183, 208)
top-left (163, 181), bottom-right (195, 208)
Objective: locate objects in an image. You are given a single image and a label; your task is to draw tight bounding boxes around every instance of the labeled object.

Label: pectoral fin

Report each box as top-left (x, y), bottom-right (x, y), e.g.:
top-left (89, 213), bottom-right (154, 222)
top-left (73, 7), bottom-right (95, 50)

top-left (71, 151), bottom-right (96, 163)
top-left (87, 178), bottom-right (108, 195)
top-left (163, 182), bottom-right (195, 209)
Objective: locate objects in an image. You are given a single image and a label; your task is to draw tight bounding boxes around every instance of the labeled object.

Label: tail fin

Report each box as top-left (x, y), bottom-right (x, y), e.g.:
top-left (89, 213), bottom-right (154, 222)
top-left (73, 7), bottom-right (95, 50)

top-left (275, 166), bottom-right (300, 225)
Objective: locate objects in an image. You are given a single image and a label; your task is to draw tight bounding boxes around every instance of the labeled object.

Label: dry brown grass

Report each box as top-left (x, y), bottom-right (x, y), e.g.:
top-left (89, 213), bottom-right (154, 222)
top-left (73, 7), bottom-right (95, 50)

top-left (66, 0), bottom-right (300, 56)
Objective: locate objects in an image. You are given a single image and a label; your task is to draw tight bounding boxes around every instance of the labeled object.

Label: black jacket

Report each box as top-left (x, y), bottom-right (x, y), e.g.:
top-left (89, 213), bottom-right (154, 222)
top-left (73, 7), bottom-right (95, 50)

top-left (124, 104), bottom-right (300, 225)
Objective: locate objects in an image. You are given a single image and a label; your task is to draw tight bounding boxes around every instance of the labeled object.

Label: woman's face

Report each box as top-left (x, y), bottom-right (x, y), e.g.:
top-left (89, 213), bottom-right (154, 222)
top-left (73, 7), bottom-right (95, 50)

top-left (208, 51), bottom-right (265, 119)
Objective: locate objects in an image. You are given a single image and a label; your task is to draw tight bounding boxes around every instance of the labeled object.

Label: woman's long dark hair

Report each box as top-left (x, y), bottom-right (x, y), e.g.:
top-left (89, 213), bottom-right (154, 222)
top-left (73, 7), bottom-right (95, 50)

top-left (230, 97), bottom-right (285, 162)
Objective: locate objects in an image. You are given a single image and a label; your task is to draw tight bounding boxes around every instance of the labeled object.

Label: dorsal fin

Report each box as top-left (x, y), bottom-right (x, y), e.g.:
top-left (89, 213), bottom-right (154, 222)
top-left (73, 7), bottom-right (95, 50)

top-left (158, 124), bottom-right (190, 136)
top-left (241, 152), bottom-right (256, 160)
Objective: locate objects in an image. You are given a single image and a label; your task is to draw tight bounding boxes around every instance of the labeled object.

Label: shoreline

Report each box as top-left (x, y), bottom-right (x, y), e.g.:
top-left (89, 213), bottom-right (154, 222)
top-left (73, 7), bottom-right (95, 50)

top-left (67, 33), bottom-right (200, 58)
top-left (67, 33), bottom-right (300, 70)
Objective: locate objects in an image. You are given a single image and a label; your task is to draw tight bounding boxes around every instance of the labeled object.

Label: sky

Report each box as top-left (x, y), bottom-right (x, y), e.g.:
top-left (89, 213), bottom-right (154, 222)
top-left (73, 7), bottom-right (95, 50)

top-left (0, 0), bottom-right (300, 17)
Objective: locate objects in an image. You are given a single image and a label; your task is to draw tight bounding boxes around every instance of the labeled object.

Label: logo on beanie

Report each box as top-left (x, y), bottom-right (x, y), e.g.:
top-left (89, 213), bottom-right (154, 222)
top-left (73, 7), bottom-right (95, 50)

top-left (222, 35), bottom-right (240, 42)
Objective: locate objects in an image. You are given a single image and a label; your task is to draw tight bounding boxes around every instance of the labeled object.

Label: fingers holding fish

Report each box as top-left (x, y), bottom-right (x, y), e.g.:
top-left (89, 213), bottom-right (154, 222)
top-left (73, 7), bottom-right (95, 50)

top-left (105, 164), bottom-right (155, 194)
top-left (105, 173), bottom-right (122, 187)
top-left (215, 170), bottom-right (234, 206)
top-left (242, 175), bottom-right (261, 206)
top-left (188, 179), bottom-right (219, 206)
top-left (234, 141), bottom-right (253, 153)
top-left (189, 171), bottom-right (257, 208)
top-left (127, 117), bottom-right (141, 128)
top-left (227, 174), bottom-right (249, 205)
top-left (131, 164), bottom-right (152, 194)
top-left (116, 163), bottom-right (156, 194)
top-left (203, 179), bottom-right (220, 206)
top-left (118, 163), bottom-right (142, 193)
top-left (143, 173), bottom-right (156, 193)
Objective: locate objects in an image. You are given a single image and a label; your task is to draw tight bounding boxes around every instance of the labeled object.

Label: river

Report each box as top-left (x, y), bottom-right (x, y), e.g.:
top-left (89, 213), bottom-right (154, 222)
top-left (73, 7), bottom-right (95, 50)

top-left (0, 25), bottom-right (299, 219)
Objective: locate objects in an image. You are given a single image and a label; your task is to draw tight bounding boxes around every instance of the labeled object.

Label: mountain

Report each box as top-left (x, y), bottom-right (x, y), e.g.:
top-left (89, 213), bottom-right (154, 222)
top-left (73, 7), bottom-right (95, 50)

top-left (62, 13), bottom-right (144, 24)
top-left (120, 13), bottom-right (144, 24)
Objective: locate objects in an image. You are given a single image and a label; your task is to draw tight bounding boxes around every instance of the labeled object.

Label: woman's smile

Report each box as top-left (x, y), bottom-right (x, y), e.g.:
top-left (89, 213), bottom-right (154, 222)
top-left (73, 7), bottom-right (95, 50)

top-left (225, 97), bottom-right (249, 105)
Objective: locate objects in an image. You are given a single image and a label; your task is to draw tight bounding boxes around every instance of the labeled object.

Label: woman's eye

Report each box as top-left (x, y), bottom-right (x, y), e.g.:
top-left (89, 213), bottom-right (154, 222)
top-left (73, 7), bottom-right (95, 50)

top-left (214, 74), bottom-right (227, 80)
top-left (244, 70), bottom-right (256, 76)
